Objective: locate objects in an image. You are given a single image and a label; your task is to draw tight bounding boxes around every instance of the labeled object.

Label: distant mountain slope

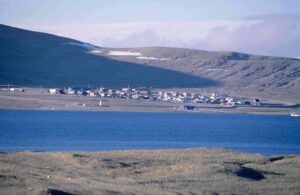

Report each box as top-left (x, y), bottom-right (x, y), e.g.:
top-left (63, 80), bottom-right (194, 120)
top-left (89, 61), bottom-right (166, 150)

top-left (0, 24), bottom-right (217, 88)
top-left (1, 24), bottom-right (299, 102)
top-left (93, 47), bottom-right (300, 102)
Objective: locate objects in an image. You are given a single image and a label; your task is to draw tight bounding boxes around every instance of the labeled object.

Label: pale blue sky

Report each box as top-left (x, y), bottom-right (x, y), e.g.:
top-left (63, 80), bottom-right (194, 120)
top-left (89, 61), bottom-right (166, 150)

top-left (1, 0), bottom-right (299, 23)
top-left (1, 0), bottom-right (300, 58)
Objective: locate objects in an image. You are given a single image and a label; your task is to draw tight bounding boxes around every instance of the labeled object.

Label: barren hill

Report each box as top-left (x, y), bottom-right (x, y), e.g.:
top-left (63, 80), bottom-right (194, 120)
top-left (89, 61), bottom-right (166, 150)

top-left (1, 24), bottom-right (300, 102)
top-left (0, 24), bottom-right (215, 89)
top-left (93, 47), bottom-right (300, 102)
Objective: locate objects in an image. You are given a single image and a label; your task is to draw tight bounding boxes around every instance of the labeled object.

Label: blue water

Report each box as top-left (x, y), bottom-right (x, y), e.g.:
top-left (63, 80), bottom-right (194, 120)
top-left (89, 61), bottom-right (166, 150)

top-left (0, 110), bottom-right (299, 155)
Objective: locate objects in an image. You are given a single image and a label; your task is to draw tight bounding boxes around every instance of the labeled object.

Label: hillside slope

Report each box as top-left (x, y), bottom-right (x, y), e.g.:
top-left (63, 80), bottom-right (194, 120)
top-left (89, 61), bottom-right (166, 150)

top-left (0, 24), bottom-right (216, 88)
top-left (1, 24), bottom-right (299, 102)
top-left (93, 47), bottom-right (300, 102)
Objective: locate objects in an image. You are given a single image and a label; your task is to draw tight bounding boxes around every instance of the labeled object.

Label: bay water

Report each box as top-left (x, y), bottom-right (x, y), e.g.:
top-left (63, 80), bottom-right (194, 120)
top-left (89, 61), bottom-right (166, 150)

top-left (0, 110), bottom-right (299, 155)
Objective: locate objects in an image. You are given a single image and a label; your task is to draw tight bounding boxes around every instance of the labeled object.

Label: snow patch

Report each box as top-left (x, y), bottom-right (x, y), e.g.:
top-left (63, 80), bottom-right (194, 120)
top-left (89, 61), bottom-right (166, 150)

top-left (158, 57), bottom-right (171, 61)
top-left (90, 49), bottom-right (102, 54)
top-left (106, 50), bottom-right (171, 61)
top-left (136, 56), bottom-right (158, 60)
top-left (108, 51), bottom-right (142, 56)
top-left (136, 56), bottom-right (171, 61)
top-left (65, 42), bottom-right (96, 49)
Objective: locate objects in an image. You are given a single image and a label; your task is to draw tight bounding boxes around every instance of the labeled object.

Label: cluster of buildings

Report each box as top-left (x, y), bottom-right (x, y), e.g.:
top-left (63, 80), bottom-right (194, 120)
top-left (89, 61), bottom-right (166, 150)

top-left (49, 87), bottom-right (151, 99)
top-left (49, 87), bottom-right (261, 107)
top-left (0, 87), bottom-right (25, 92)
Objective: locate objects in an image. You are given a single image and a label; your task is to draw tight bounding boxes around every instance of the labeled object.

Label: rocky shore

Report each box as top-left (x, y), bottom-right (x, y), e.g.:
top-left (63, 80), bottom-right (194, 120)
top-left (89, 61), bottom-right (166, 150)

top-left (0, 148), bottom-right (299, 194)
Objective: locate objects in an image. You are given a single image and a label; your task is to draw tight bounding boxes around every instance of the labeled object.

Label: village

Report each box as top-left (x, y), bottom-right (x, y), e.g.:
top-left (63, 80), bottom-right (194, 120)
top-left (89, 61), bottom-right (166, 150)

top-left (1, 86), bottom-right (262, 110)
top-left (44, 86), bottom-right (262, 110)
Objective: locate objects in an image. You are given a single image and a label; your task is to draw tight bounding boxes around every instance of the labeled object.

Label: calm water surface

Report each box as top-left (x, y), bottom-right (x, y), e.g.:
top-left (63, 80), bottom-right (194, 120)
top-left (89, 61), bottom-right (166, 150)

top-left (0, 110), bottom-right (299, 155)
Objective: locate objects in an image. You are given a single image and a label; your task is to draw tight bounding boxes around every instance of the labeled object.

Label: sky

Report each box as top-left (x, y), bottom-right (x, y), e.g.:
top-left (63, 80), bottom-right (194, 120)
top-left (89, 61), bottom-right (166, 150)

top-left (1, 0), bottom-right (300, 58)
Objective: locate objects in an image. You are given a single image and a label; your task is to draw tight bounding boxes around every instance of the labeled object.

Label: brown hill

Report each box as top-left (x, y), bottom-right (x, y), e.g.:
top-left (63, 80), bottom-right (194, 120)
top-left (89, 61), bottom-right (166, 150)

top-left (94, 47), bottom-right (300, 103)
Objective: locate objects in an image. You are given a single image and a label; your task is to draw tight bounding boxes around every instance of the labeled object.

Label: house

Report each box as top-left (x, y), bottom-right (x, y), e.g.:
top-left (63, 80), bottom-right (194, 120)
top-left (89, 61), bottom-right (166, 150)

top-left (131, 94), bottom-right (140, 99)
top-left (82, 91), bottom-right (88, 96)
top-left (66, 87), bottom-right (75, 95)
top-left (193, 98), bottom-right (202, 103)
top-left (170, 91), bottom-right (178, 97)
top-left (121, 87), bottom-right (131, 93)
top-left (226, 97), bottom-right (234, 103)
top-left (88, 91), bottom-right (97, 97)
top-left (99, 92), bottom-right (106, 97)
top-left (181, 97), bottom-right (194, 103)
top-left (107, 89), bottom-right (116, 97)
top-left (210, 98), bottom-right (220, 104)
top-left (163, 92), bottom-right (172, 101)
top-left (76, 90), bottom-right (83, 95)
top-left (138, 88), bottom-right (151, 95)
top-left (182, 92), bottom-right (191, 97)
top-left (252, 98), bottom-right (261, 106)
top-left (236, 100), bottom-right (251, 105)
top-left (48, 88), bottom-right (64, 95)
top-left (98, 87), bottom-right (108, 93)
top-left (8, 88), bottom-right (25, 92)
top-left (158, 91), bottom-right (164, 96)
top-left (175, 97), bottom-right (183, 102)
top-left (149, 96), bottom-right (157, 101)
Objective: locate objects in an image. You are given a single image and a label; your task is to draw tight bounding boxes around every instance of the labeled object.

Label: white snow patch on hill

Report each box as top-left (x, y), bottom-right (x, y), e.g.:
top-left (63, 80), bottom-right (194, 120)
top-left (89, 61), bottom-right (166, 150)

top-left (106, 50), bottom-right (171, 60)
top-left (108, 51), bottom-right (142, 56)
top-left (136, 56), bottom-right (158, 60)
top-left (136, 56), bottom-right (171, 61)
top-left (90, 49), bottom-right (102, 54)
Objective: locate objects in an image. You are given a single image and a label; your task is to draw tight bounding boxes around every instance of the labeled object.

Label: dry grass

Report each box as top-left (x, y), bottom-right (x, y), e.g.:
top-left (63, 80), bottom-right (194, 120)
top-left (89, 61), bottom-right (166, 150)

top-left (0, 148), bottom-right (299, 194)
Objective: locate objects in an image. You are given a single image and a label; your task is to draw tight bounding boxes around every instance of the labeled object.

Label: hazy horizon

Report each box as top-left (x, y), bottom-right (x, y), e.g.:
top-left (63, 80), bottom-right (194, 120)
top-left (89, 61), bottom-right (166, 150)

top-left (1, 0), bottom-right (300, 58)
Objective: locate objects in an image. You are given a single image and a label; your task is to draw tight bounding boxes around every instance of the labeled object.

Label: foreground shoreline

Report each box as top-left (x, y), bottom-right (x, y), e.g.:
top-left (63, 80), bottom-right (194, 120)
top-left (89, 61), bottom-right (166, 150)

top-left (0, 107), bottom-right (294, 116)
top-left (1, 148), bottom-right (299, 194)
